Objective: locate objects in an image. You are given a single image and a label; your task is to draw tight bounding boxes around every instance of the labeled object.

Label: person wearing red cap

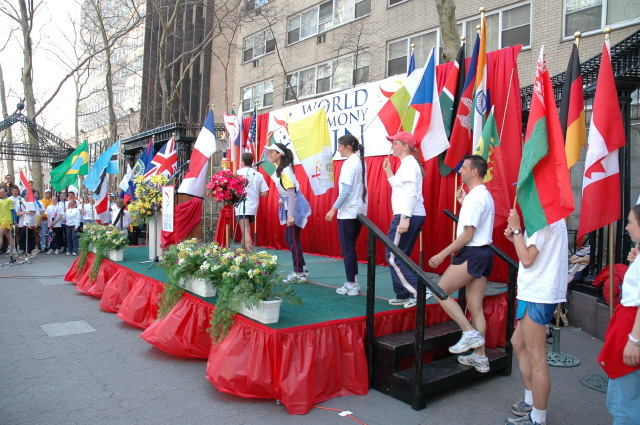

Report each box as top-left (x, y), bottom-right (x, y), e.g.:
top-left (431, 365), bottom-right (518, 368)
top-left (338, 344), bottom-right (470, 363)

top-left (428, 154), bottom-right (495, 373)
top-left (382, 131), bottom-right (429, 309)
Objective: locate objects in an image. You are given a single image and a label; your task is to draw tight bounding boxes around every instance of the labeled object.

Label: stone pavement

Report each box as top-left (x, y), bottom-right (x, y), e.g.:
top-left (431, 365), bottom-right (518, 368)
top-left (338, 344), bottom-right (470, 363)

top-left (0, 254), bottom-right (612, 425)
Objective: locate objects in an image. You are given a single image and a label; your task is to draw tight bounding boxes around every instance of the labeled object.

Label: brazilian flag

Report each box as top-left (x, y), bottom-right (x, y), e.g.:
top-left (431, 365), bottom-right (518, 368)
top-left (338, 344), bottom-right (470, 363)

top-left (50, 140), bottom-right (89, 191)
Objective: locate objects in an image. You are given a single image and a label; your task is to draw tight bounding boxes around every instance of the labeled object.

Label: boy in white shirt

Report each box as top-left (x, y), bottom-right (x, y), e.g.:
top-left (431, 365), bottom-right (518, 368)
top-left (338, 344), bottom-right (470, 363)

top-left (63, 200), bottom-right (82, 255)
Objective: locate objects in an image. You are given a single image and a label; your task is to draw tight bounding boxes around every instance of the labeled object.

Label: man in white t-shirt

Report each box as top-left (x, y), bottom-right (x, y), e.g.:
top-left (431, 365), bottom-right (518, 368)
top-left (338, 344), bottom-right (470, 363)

top-left (235, 153), bottom-right (269, 250)
top-left (428, 154), bottom-right (495, 373)
top-left (16, 197), bottom-right (39, 255)
top-left (503, 210), bottom-right (568, 425)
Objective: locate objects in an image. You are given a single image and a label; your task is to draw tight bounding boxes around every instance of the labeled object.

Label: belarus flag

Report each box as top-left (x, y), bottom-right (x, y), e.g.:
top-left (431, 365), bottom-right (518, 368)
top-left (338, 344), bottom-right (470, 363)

top-left (577, 40), bottom-right (625, 244)
top-left (516, 47), bottom-right (574, 235)
top-left (178, 110), bottom-right (218, 198)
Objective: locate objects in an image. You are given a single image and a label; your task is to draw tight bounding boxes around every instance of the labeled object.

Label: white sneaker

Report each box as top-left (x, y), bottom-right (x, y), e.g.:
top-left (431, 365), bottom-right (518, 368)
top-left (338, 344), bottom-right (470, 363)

top-left (66, 251), bottom-right (71, 256)
top-left (457, 352), bottom-right (490, 373)
top-left (283, 271), bottom-right (306, 284)
top-left (47, 249), bottom-right (52, 255)
top-left (336, 282), bottom-right (349, 295)
top-left (54, 249), bottom-right (60, 255)
top-left (300, 266), bottom-right (310, 278)
top-left (403, 297), bottom-right (417, 308)
top-left (449, 331), bottom-right (485, 354)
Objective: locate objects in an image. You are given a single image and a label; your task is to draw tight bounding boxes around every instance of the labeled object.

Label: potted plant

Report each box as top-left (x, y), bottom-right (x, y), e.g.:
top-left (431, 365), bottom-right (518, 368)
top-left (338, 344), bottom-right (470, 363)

top-left (204, 249), bottom-right (303, 341)
top-left (160, 239), bottom-right (219, 298)
top-left (101, 226), bottom-right (130, 262)
top-left (128, 174), bottom-right (168, 259)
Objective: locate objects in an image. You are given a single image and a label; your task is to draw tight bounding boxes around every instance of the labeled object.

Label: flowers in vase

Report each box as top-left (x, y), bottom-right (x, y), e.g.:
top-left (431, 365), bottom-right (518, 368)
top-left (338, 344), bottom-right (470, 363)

top-left (129, 174), bottom-right (169, 224)
top-left (206, 170), bottom-right (247, 205)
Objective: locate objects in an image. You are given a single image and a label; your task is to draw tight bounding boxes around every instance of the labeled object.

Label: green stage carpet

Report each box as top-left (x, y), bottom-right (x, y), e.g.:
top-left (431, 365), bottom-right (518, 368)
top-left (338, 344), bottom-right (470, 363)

top-left (120, 246), bottom-right (506, 329)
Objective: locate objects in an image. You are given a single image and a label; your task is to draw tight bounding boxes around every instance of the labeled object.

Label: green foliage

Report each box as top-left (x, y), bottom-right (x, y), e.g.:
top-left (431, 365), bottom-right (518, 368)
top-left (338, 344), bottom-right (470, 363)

top-left (157, 282), bottom-right (184, 319)
top-left (77, 224), bottom-right (129, 280)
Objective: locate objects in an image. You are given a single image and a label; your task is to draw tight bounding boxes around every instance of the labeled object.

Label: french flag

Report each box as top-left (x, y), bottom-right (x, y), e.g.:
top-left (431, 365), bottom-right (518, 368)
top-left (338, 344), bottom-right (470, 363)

top-left (178, 110), bottom-right (218, 198)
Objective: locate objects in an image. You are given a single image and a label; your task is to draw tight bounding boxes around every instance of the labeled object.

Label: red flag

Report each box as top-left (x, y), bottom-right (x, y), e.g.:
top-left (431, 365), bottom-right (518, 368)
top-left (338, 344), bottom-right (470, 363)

top-left (516, 47), bottom-right (574, 235)
top-left (444, 35), bottom-right (479, 170)
top-left (577, 40), bottom-right (626, 244)
top-left (19, 170), bottom-right (34, 202)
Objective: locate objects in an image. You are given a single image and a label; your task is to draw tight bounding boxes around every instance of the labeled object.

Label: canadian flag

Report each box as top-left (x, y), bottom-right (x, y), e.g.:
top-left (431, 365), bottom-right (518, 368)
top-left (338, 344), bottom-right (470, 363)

top-left (577, 40), bottom-right (626, 244)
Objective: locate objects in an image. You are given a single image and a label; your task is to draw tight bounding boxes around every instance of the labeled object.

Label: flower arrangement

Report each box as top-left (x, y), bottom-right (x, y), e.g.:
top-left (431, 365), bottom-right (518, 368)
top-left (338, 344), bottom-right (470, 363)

top-left (206, 170), bottom-right (247, 205)
top-left (77, 224), bottom-right (129, 280)
top-left (158, 240), bottom-right (302, 342)
top-left (129, 174), bottom-right (169, 224)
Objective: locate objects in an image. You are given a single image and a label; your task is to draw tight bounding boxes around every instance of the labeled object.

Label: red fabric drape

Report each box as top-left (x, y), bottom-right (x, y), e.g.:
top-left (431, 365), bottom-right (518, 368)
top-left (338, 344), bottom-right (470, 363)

top-left (99, 269), bottom-right (135, 312)
top-left (251, 46), bottom-right (521, 283)
top-left (161, 197), bottom-right (203, 248)
top-left (117, 278), bottom-right (164, 329)
top-left (140, 293), bottom-right (214, 358)
top-left (214, 204), bottom-right (234, 246)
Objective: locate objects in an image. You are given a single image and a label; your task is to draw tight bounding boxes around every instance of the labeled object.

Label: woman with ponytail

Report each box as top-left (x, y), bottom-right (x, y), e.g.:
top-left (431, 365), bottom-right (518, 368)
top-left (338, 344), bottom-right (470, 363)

top-left (382, 131), bottom-right (429, 309)
top-left (264, 142), bottom-right (311, 283)
top-left (325, 134), bottom-right (368, 296)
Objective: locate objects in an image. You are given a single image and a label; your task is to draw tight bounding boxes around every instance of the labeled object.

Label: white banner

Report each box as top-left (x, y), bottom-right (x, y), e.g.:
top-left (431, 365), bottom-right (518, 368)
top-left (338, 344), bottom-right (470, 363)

top-left (162, 185), bottom-right (174, 232)
top-left (267, 74), bottom-right (414, 159)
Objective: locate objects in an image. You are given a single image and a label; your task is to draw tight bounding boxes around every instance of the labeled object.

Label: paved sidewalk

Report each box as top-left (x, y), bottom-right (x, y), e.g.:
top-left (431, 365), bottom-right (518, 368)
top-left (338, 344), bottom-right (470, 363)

top-left (0, 254), bottom-right (612, 425)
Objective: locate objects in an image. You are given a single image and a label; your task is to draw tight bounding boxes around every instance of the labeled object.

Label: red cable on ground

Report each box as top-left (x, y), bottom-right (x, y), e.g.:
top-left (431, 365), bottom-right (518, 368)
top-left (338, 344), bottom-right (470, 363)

top-left (312, 405), bottom-right (368, 425)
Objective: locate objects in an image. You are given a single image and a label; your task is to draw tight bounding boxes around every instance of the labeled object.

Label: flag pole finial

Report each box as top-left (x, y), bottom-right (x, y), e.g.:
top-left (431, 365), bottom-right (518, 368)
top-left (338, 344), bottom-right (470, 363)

top-left (479, 7), bottom-right (485, 17)
top-left (476, 24), bottom-right (481, 32)
top-left (211, 104), bottom-right (215, 110)
top-left (460, 36), bottom-right (465, 46)
top-left (603, 27), bottom-right (612, 39)
top-left (574, 32), bottom-right (581, 49)
top-left (410, 43), bottom-right (415, 51)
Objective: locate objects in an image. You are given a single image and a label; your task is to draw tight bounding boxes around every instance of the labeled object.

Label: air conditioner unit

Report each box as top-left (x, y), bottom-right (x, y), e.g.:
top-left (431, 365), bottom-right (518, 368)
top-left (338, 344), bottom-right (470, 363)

top-left (317, 34), bottom-right (326, 44)
top-left (253, 59), bottom-right (259, 67)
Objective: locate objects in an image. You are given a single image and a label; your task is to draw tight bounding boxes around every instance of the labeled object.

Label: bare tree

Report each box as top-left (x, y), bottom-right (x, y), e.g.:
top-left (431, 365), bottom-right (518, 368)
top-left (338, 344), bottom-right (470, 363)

top-left (0, 63), bottom-right (15, 177)
top-left (436, 0), bottom-right (459, 62)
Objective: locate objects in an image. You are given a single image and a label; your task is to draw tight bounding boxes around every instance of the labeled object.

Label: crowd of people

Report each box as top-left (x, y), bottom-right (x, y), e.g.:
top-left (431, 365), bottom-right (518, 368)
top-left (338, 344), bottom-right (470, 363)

top-left (0, 174), bottom-right (131, 258)
top-left (3, 129), bottom-right (638, 424)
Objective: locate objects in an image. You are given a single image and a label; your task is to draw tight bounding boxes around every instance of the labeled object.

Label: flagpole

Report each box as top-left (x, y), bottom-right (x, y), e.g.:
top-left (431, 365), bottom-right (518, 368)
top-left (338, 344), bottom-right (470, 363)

top-left (603, 27), bottom-right (615, 319)
top-left (253, 100), bottom-right (260, 247)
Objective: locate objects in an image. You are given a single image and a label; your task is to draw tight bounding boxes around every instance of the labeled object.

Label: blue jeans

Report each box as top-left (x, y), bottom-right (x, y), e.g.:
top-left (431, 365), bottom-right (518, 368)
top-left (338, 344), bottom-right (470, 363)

top-left (607, 369), bottom-right (640, 424)
top-left (385, 214), bottom-right (426, 299)
top-left (40, 219), bottom-right (48, 250)
top-left (284, 224), bottom-right (305, 273)
top-left (338, 218), bottom-right (362, 282)
top-left (65, 226), bottom-right (79, 253)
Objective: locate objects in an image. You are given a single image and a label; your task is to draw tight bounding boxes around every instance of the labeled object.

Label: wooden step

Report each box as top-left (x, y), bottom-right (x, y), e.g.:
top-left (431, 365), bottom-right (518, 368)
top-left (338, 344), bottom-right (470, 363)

top-left (374, 320), bottom-right (462, 359)
top-left (374, 348), bottom-right (511, 408)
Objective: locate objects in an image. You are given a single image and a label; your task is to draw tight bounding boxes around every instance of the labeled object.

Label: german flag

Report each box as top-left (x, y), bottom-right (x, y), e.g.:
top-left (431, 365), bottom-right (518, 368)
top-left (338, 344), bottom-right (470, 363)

top-left (559, 43), bottom-right (586, 168)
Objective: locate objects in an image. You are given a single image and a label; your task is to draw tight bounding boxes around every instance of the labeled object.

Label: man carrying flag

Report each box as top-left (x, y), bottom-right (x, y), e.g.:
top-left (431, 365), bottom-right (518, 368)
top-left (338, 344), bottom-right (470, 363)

top-left (506, 47), bottom-right (574, 425)
top-left (49, 140), bottom-right (89, 192)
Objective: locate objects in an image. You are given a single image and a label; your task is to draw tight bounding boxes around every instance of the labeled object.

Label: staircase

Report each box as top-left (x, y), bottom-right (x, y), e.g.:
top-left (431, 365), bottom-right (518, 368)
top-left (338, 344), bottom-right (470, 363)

top-left (371, 321), bottom-right (511, 410)
top-left (358, 212), bottom-right (518, 411)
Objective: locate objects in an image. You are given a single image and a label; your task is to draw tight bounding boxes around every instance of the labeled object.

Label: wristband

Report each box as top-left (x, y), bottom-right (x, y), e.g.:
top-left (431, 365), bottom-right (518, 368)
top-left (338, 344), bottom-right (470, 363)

top-left (401, 215), bottom-right (410, 220)
top-left (629, 333), bottom-right (640, 346)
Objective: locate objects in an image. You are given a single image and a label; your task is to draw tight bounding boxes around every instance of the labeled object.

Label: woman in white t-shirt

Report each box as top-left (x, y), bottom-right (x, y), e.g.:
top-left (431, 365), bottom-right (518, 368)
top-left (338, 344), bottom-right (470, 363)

top-left (325, 134), bottom-right (367, 296)
top-left (235, 152), bottom-right (269, 250)
top-left (382, 131), bottom-right (427, 309)
top-left (81, 195), bottom-right (95, 225)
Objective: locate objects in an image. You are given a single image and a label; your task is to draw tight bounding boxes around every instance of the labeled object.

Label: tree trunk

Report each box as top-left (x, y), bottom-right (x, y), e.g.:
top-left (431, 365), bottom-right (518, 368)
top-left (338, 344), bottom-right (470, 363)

top-left (436, 0), bottom-right (460, 63)
top-left (18, 0), bottom-right (43, 193)
top-left (0, 64), bottom-right (15, 177)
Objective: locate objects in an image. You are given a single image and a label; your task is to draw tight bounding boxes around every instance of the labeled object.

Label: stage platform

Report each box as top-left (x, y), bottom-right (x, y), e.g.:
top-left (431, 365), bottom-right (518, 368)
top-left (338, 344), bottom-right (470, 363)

top-left (65, 246), bottom-right (508, 415)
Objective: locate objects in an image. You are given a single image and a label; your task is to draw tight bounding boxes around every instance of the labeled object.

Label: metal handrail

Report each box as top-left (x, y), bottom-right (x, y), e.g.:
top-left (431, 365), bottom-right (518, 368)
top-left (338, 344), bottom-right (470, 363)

top-left (357, 213), bottom-right (447, 410)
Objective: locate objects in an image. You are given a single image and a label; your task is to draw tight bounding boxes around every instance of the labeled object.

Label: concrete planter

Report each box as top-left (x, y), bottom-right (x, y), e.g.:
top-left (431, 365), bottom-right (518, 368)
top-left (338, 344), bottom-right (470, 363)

top-left (239, 298), bottom-right (283, 324)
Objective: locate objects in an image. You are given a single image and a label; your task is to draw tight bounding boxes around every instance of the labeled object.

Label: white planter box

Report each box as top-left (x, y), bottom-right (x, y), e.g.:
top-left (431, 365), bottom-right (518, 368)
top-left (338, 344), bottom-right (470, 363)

top-left (108, 249), bottom-right (124, 262)
top-left (148, 217), bottom-right (164, 260)
top-left (185, 277), bottom-right (217, 298)
top-left (239, 298), bottom-right (283, 324)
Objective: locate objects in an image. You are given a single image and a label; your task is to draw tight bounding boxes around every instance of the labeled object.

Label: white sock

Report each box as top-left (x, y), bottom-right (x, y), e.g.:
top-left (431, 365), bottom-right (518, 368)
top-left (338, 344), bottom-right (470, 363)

top-left (524, 389), bottom-right (533, 405)
top-left (462, 330), bottom-right (476, 336)
top-left (531, 408), bottom-right (546, 424)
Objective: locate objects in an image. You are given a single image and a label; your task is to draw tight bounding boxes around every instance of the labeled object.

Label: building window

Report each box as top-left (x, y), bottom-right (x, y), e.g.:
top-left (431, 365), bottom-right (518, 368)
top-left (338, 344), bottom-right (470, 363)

top-left (386, 30), bottom-right (438, 77)
top-left (287, 0), bottom-right (371, 45)
top-left (285, 51), bottom-right (371, 102)
top-left (389, 0), bottom-right (409, 6)
top-left (459, 2), bottom-right (530, 57)
top-left (243, 29), bottom-right (275, 63)
top-left (564, 0), bottom-right (640, 37)
top-left (242, 80), bottom-right (273, 111)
